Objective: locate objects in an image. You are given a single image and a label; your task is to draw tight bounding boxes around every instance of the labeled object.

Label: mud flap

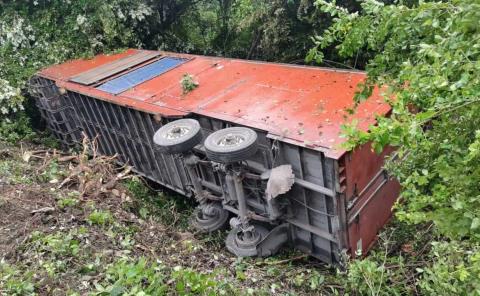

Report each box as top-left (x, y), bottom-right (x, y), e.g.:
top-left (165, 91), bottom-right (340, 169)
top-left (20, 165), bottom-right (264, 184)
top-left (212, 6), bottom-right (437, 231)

top-left (256, 223), bottom-right (290, 257)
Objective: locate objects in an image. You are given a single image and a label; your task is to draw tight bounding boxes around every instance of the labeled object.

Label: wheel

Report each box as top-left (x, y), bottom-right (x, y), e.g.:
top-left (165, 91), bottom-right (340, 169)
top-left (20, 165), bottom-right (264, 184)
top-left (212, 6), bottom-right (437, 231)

top-left (153, 119), bottom-right (202, 154)
top-left (204, 127), bottom-right (258, 163)
top-left (191, 202), bottom-right (230, 233)
top-left (226, 224), bottom-right (269, 257)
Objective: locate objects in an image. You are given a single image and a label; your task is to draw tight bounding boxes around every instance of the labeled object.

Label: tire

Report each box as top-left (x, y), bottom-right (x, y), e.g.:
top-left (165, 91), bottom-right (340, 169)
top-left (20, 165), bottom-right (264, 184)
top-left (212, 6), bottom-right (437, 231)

top-left (153, 119), bottom-right (202, 154)
top-left (226, 224), bottom-right (269, 257)
top-left (204, 127), bottom-right (258, 163)
top-left (191, 202), bottom-right (230, 233)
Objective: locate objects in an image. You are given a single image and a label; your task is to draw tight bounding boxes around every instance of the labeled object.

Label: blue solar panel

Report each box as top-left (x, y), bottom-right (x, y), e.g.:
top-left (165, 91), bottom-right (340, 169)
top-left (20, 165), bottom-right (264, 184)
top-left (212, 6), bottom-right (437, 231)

top-left (96, 57), bottom-right (187, 95)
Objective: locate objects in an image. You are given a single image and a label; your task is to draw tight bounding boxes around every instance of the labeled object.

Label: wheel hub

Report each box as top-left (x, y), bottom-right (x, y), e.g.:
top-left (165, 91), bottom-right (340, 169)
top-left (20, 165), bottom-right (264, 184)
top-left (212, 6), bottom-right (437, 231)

top-left (226, 224), bottom-right (269, 257)
top-left (191, 203), bottom-right (229, 233)
top-left (218, 134), bottom-right (245, 146)
top-left (166, 126), bottom-right (190, 139)
top-left (235, 229), bottom-right (262, 248)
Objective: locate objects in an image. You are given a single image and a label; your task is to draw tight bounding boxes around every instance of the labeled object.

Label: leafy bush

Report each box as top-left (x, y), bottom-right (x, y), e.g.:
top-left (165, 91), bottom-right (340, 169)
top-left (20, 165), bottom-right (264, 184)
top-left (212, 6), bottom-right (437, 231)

top-left (418, 240), bottom-right (480, 295)
top-left (310, 1), bottom-right (480, 294)
top-left (310, 0), bottom-right (480, 240)
top-left (344, 239), bottom-right (480, 295)
top-left (0, 0), bottom-right (152, 141)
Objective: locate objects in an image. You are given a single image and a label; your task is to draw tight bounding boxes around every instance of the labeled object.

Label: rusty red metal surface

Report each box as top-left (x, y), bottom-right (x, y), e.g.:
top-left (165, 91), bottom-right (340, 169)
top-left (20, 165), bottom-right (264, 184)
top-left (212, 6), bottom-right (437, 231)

top-left (341, 143), bottom-right (401, 256)
top-left (40, 49), bottom-right (390, 159)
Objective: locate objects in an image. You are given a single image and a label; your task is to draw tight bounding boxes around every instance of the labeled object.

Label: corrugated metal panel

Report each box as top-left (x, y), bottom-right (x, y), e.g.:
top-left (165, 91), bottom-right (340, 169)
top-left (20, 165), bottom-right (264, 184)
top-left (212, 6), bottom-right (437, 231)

top-left (69, 51), bottom-right (160, 85)
top-left (67, 90), bottom-right (192, 195)
top-left (96, 57), bottom-right (187, 95)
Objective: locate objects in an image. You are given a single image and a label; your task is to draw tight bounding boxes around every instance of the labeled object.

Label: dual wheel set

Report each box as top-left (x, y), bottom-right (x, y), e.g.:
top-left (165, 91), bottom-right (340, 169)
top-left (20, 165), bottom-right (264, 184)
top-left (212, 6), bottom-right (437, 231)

top-left (153, 119), bottom-right (270, 257)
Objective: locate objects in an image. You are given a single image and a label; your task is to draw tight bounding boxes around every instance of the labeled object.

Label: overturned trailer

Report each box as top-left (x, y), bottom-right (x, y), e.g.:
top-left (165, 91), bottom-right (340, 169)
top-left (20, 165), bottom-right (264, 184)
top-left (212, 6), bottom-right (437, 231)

top-left (30, 49), bottom-right (400, 265)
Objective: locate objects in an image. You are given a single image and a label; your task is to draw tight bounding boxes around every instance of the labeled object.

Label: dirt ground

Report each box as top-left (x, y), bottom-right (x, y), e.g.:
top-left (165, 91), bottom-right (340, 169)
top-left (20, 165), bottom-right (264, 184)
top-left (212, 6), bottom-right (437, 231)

top-left (0, 140), bottom-right (341, 295)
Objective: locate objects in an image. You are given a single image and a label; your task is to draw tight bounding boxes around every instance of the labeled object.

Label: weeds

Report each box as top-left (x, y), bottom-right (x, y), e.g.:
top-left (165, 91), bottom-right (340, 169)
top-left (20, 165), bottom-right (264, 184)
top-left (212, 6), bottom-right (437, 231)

top-left (124, 177), bottom-right (193, 229)
top-left (87, 210), bottom-right (114, 226)
top-left (94, 258), bottom-right (168, 295)
top-left (0, 158), bottom-right (33, 184)
top-left (57, 191), bottom-right (80, 209)
top-left (0, 262), bottom-right (35, 296)
top-left (172, 266), bottom-right (226, 295)
top-left (38, 159), bottom-right (62, 183)
top-left (29, 231), bottom-right (81, 257)
top-left (180, 74), bottom-right (199, 94)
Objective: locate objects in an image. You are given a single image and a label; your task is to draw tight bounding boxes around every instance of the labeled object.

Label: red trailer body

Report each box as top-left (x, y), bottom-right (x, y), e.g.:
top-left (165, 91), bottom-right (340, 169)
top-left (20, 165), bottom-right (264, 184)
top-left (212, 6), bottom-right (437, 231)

top-left (30, 49), bottom-right (400, 264)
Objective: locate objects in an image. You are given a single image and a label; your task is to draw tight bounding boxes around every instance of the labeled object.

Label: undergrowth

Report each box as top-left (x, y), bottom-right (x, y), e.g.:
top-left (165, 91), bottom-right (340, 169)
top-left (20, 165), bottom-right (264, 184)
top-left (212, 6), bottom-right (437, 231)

top-left (1, 137), bottom-right (479, 295)
top-left (1, 141), bottom-right (340, 295)
top-left (124, 177), bottom-right (194, 230)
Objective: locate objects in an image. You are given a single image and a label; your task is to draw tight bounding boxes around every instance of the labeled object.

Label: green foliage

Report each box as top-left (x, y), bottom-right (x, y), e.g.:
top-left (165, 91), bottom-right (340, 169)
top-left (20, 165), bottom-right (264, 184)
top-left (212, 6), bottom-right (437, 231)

top-left (57, 191), bottom-right (80, 209)
top-left (344, 239), bottom-right (480, 295)
top-left (30, 231), bottom-right (81, 258)
top-left (124, 177), bottom-right (193, 229)
top-left (0, 262), bottom-right (35, 296)
top-left (164, 0), bottom-right (338, 61)
top-left (57, 197), bottom-right (78, 209)
top-left (93, 259), bottom-right (238, 296)
top-left (418, 240), bottom-right (480, 295)
top-left (310, 2), bottom-right (480, 293)
top-left (343, 253), bottom-right (410, 295)
top-left (93, 258), bottom-right (168, 295)
top-left (171, 266), bottom-right (232, 295)
top-left (0, 0), bottom-right (151, 140)
top-left (311, 0), bottom-right (480, 240)
top-left (180, 74), bottom-right (199, 94)
top-left (0, 114), bottom-right (35, 143)
top-left (87, 210), bottom-right (114, 226)
top-left (0, 157), bottom-right (34, 185)
top-left (37, 159), bottom-right (63, 183)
